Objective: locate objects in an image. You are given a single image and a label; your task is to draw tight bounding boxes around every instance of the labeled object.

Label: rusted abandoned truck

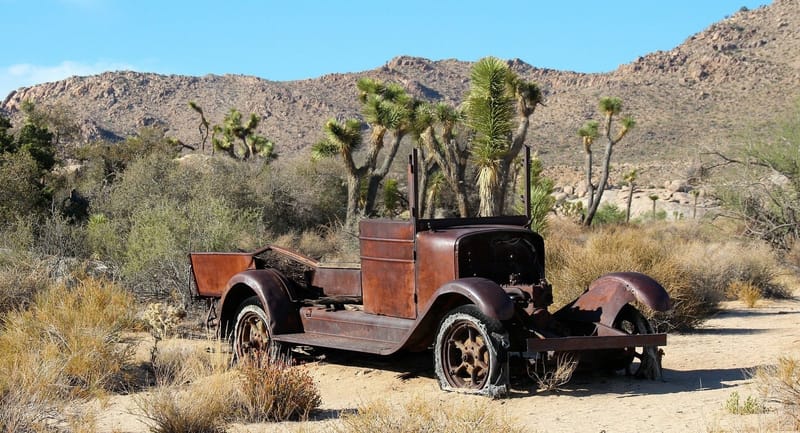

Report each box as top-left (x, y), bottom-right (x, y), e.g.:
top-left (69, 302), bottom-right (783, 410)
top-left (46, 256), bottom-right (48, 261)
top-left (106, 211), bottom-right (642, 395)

top-left (190, 150), bottom-right (670, 394)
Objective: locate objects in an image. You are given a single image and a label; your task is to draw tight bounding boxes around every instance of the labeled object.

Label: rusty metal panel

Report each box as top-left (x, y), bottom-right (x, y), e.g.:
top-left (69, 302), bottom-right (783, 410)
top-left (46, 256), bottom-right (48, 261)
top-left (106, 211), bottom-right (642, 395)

top-left (415, 230), bottom-right (459, 310)
top-left (189, 252), bottom-right (254, 298)
top-left (360, 220), bottom-right (416, 318)
top-left (312, 266), bottom-right (362, 297)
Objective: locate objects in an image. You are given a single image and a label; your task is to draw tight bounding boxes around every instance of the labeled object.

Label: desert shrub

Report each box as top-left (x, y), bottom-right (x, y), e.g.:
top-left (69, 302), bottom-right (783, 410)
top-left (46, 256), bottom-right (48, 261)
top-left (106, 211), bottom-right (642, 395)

top-left (0, 152), bottom-right (50, 223)
top-left (754, 357), bottom-right (800, 428)
top-left (150, 338), bottom-right (230, 387)
top-left (726, 281), bottom-right (762, 307)
top-left (122, 196), bottom-right (261, 299)
top-left (545, 221), bottom-right (787, 330)
top-left (234, 354), bottom-right (321, 422)
top-left (31, 210), bottom-right (88, 258)
top-left (531, 354), bottom-right (578, 392)
top-left (674, 239), bottom-right (789, 300)
top-left (142, 302), bottom-right (187, 340)
top-left (724, 390), bottom-right (766, 415)
top-left (137, 374), bottom-right (235, 433)
top-left (0, 388), bottom-right (63, 433)
top-left (592, 202), bottom-right (626, 225)
top-left (0, 252), bottom-right (53, 313)
top-left (0, 276), bottom-right (137, 398)
top-left (333, 398), bottom-right (525, 433)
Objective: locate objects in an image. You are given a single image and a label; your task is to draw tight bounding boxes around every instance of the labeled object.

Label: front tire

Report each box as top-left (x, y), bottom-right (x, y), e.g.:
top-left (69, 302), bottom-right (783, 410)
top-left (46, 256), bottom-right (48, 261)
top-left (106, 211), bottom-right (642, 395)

top-left (608, 304), bottom-right (662, 379)
top-left (433, 305), bottom-right (508, 393)
top-left (233, 296), bottom-right (282, 361)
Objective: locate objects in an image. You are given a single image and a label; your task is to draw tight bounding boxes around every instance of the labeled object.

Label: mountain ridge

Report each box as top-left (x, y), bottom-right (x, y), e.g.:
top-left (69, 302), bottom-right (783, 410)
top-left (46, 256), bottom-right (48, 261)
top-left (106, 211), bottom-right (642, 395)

top-left (2, 0), bottom-right (798, 185)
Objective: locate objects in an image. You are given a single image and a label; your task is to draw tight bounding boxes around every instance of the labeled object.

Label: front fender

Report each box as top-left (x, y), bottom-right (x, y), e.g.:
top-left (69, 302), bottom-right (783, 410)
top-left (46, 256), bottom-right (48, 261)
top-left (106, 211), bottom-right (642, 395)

top-left (218, 268), bottom-right (302, 337)
top-left (555, 272), bottom-right (671, 327)
top-left (403, 277), bottom-right (514, 351)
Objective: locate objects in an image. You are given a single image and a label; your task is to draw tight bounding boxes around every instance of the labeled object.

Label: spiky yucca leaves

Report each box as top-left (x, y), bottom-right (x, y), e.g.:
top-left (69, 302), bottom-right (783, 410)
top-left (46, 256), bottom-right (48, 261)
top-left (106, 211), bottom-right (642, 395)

top-left (582, 97), bottom-right (636, 226)
top-left (313, 118), bottom-right (365, 227)
top-left (466, 57), bottom-right (515, 217)
top-left (211, 108), bottom-right (275, 161)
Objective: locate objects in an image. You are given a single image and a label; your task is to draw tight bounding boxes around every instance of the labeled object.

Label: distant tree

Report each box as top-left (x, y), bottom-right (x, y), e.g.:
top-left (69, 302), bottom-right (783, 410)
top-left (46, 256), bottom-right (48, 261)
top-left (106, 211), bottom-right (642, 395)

top-left (0, 115), bottom-right (14, 153)
top-left (414, 101), bottom-right (470, 217)
top-left (358, 78), bottom-right (416, 216)
top-left (710, 102), bottom-right (800, 249)
top-left (312, 78), bottom-right (416, 228)
top-left (312, 118), bottom-right (364, 228)
top-left (623, 168), bottom-right (638, 223)
top-left (188, 101), bottom-right (210, 152)
top-left (0, 104), bottom-right (57, 174)
top-left (20, 100), bottom-right (80, 148)
top-left (580, 97), bottom-right (636, 226)
top-left (465, 57), bottom-right (542, 216)
top-left (212, 108), bottom-right (275, 161)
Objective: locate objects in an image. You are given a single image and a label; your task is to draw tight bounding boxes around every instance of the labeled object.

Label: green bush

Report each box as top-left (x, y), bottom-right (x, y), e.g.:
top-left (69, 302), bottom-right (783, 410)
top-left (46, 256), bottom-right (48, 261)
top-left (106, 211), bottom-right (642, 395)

top-left (0, 152), bottom-right (49, 223)
top-left (592, 202), bottom-right (626, 225)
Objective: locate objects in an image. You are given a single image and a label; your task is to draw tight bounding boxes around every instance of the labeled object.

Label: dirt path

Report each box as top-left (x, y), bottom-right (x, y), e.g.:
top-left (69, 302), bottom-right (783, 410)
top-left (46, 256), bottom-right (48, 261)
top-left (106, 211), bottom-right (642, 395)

top-left (96, 295), bottom-right (800, 433)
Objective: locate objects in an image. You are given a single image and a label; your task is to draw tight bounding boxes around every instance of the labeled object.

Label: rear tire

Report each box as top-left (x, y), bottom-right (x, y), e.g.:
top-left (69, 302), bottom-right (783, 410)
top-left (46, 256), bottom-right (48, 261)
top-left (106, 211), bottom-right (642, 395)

top-left (433, 305), bottom-right (508, 394)
top-left (233, 296), bottom-right (282, 361)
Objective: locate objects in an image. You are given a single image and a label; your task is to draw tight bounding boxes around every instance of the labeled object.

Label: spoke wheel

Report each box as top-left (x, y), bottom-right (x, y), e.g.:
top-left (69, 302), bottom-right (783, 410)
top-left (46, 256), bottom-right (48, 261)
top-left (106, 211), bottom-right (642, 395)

top-left (434, 305), bottom-right (507, 392)
top-left (609, 304), bottom-right (661, 379)
top-left (234, 297), bottom-right (281, 361)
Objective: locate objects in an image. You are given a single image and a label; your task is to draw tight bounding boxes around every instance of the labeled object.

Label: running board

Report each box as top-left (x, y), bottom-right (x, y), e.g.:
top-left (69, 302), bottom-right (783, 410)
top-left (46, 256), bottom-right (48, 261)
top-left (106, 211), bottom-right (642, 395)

top-left (274, 332), bottom-right (399, 355)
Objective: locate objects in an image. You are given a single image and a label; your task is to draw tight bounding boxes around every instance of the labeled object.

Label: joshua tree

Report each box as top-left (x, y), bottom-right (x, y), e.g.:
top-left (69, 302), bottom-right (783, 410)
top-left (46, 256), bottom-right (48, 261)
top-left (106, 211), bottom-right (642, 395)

top-left (623, 168), bottom-right (638, 223)
top-left (466, 57), bottom-right (542, 216)
top-left (359, 78), bottom-right (416, 216)
top-left (580, 97), bottom-right (636, 226)
top-left (188, 101), bottom-right (210, 152)
top-left (414, 101), bottom-right (470, 217)
top-left (312, 118), bottom-right (364, 228)
top-left (313, 78), bottom-right (416, 228)
top-left (211, 108), bottom-right (275, 161)
top-left (648, 194), bottom-right (659, 219)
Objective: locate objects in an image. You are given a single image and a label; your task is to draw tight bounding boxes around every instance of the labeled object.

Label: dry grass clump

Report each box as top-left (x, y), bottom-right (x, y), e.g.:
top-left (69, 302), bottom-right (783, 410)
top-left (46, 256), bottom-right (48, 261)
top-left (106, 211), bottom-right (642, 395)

top-left (0, 252), bottom-right (53, 313)
top-left (0, 276), bottom-right (137, 399)
top-left (150, 338), bottom-right (230, 387)
top-left (531, 354), bottom-right (578, 392)
top-left (754, 357), bottom-right (800, 429)
top-left (138, 351), bottom-right (321, 431)
top-left (333, 398), bottom-right (525, 433)
top-left (234, 354), bottom-right (321, 422)
top-left (272, 224), bottom-right (360, 263)
top-left (726, 281), bottom-right (762, 307)
top-left (0, 388), bottom-right (63, 433)
top-left (137, 373), bottom-right (235, 433)
top-left (545, 220), bottom-right (787, 330)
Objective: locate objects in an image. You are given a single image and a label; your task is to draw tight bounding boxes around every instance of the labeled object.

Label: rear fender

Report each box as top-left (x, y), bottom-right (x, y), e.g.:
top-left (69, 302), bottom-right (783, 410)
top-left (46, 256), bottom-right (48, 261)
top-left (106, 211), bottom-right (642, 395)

top-left (555, 272), bottom-right (671, 327)
top-left (404, 277), bottom-right (514, 351)
top-left (217, 268), bottom-right (302, 337)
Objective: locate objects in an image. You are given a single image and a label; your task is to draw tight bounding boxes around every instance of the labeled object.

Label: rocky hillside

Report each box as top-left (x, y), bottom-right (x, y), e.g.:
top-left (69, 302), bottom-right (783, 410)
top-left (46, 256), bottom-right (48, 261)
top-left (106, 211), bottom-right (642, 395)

top-left (2, 0), bottom-right (799, 185)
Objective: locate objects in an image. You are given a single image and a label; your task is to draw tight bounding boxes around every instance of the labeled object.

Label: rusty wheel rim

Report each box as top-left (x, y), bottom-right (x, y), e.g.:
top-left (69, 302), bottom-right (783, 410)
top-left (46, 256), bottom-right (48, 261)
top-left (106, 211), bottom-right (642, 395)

top-left (442, 320), bottom-right (491, 389)
top-left (235, 309), bottom-right (271, 359)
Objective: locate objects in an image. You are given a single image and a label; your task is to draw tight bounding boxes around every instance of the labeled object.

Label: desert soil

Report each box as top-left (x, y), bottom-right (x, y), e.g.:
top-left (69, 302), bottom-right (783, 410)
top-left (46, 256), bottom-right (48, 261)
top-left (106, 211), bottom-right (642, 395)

top-left (95, 292), bottom-right (800, 433)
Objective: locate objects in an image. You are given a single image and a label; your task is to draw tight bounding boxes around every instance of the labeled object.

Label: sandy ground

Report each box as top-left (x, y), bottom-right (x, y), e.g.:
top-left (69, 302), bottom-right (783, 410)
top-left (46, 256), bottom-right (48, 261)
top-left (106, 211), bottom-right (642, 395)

top-left (93, 294), bottom-right (800, 433)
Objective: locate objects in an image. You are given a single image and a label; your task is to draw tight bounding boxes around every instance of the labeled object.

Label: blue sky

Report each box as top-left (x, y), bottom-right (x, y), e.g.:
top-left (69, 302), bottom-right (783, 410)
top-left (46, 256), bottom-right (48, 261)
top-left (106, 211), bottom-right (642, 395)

top-left (1, 0), bottom-right (769, 98)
